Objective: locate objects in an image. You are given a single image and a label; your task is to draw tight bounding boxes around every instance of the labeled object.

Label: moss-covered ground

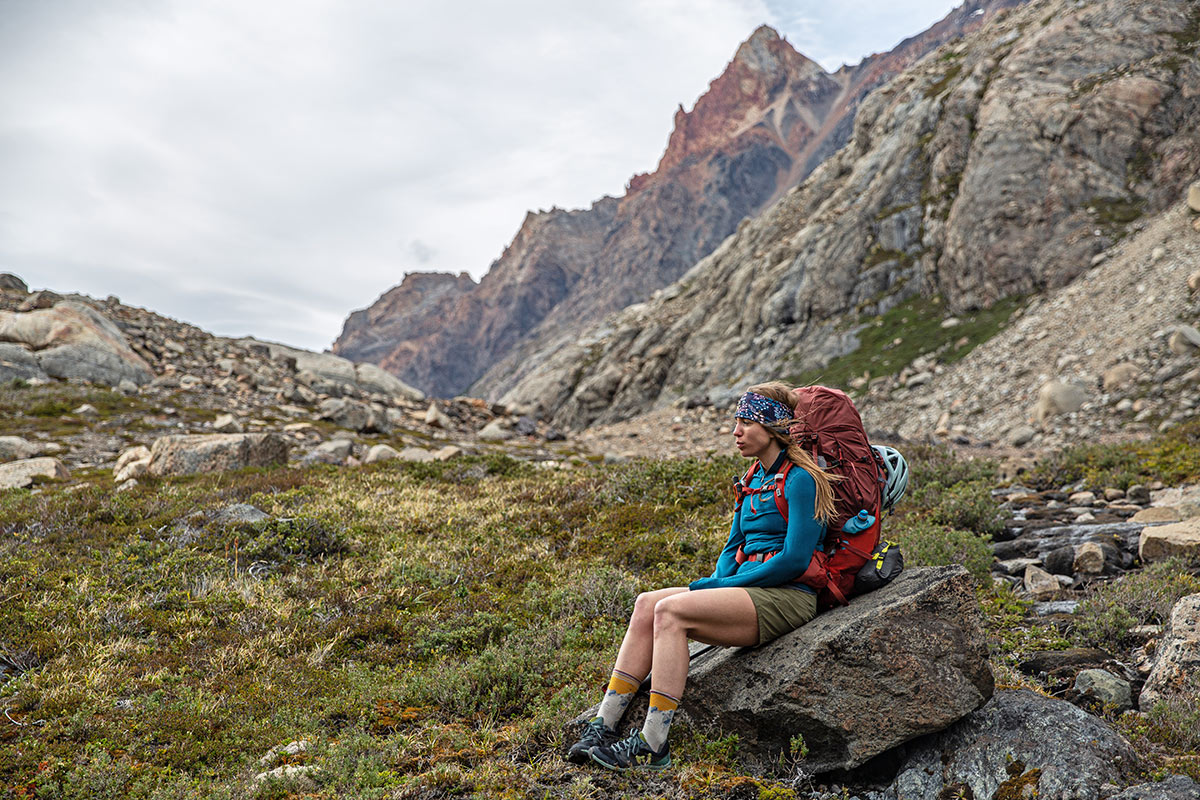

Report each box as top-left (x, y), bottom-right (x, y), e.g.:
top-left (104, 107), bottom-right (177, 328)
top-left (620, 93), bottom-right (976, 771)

top-left (789, 294), bottom-right (1025, 394)
top-left (0, 381), bottom-right (211, 440)
top-left (1, 434), bottom-right (1197, 797)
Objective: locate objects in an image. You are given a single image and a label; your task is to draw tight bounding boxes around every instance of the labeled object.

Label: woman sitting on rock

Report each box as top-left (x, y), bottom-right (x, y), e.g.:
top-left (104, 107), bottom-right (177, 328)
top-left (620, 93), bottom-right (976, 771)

top-left (571, 381), bottom-right (836, 772)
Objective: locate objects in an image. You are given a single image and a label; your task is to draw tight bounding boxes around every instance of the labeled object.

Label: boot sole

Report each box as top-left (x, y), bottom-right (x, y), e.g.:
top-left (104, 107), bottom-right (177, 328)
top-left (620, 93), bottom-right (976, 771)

top-left (587, 750), bottom-right (670, 772)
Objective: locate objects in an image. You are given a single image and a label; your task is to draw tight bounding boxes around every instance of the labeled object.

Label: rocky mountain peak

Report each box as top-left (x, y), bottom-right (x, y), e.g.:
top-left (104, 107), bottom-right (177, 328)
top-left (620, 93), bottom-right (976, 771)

top-left (735, 25), bottom-right (790, 68)
top-left (656, 25), bottom-right (830, 175)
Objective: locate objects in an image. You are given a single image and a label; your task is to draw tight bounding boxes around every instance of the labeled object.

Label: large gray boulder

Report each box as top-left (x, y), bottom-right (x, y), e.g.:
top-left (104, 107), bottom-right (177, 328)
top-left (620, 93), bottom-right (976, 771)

top-left (1139, 593), bottom-right (1200, 708)
top-left (886, 690), bottom-right (1142, 800)
top-left (682, 566), bottom-right (993, 773)
top-left (0, 457), bottom-right (69, 489)
top-left (0, 301), bottom-right (153, 386)
top-left (0, 343), bottom-right (49, 382)
top-left (1108, 775), bottom-right (1200, 799)
top-left (0, 436), bottom-right (39, 462)
top-left (354, 362), bottom-right (424, 401)
top-left (1033, 379), bottom-right (1087, 425)
top-left (317, 397), bottom-right (385, 433)
top-left (147, 433), bottom-right (290, 477)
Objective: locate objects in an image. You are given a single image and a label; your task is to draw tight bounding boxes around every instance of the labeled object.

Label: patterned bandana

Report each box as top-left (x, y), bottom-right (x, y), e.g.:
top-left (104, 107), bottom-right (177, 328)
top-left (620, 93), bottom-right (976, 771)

top-left (734, 391), bottom-right (793, 427)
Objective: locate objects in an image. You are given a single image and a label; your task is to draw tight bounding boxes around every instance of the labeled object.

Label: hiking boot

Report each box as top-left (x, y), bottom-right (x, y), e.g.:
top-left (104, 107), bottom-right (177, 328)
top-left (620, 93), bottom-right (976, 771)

top-left (566, 717), bottom-right (616, 764)
top-left (588, 729), bottom-right (671, 772)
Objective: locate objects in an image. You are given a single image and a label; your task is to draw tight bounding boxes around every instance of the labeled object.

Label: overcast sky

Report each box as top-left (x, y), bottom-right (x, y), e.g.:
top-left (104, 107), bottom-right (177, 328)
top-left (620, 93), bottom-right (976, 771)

top-left (0, 0), bottom-right (962, 352)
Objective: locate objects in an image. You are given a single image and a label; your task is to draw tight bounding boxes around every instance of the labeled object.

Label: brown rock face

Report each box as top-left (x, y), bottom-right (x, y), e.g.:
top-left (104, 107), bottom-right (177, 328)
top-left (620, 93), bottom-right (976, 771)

top-left (336, 4), bottom-right (1020, 398)
top-left (338, 200), bottom-right (618, 397)
top-left (335, 271), bottom-right (475, 367)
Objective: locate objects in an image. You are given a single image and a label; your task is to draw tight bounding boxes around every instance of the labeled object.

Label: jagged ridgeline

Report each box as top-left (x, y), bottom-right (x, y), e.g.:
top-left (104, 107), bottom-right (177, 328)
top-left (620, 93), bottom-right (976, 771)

top-left (496, 0), bottom-right (1200, 430)
top-left (332, 0), bottom-right (1028, 399)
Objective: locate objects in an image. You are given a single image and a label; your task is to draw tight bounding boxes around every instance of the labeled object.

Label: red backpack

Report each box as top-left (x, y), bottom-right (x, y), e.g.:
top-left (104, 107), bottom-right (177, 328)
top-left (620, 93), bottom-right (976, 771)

top-left (732, 386), bottom-right (885, 608)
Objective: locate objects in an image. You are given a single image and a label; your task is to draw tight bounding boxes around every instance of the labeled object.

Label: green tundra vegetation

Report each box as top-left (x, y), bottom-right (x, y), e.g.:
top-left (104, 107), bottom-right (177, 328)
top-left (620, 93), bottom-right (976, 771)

top-left (789, 294), bottom-right (1026, 394)
top-left (1, 421), bottom-right (1199, 798)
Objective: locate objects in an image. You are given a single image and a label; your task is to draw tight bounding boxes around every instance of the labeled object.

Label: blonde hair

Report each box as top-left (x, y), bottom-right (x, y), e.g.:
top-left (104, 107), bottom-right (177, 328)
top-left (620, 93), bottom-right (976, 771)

top-left (745, 381), bottom-right (837, 524)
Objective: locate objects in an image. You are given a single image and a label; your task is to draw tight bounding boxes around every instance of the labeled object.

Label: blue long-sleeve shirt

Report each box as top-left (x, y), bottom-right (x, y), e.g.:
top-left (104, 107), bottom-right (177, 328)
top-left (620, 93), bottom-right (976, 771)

top-left (688, 461), bottom-right (826, 592)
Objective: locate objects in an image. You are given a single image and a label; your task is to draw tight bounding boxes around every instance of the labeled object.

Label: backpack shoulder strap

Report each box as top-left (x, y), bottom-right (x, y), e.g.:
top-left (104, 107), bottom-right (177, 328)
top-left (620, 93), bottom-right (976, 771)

top-left (773, 460), bottom-right (793, 523)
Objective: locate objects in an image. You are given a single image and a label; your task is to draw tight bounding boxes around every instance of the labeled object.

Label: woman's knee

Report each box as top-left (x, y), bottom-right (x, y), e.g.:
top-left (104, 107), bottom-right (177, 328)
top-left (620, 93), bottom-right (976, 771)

top-left (652, 595), bottom-right (687, 633)
top-left (631, 591), bottom-right (659, 624)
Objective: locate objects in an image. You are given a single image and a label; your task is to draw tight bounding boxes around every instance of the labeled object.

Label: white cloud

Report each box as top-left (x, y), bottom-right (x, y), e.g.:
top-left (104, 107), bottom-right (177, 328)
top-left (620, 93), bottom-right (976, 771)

top-left (0, 0), bottom-right (960, 351)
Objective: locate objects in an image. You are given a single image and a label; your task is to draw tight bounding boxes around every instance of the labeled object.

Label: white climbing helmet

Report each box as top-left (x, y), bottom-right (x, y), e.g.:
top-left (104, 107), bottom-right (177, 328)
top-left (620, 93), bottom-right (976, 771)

top-left (873, 445), bottom-right (909, 512)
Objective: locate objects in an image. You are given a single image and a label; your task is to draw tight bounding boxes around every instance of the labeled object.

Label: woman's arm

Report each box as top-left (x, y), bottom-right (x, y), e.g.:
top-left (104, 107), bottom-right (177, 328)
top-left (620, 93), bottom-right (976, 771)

top-left (690, 470), bottom-right (824, 589)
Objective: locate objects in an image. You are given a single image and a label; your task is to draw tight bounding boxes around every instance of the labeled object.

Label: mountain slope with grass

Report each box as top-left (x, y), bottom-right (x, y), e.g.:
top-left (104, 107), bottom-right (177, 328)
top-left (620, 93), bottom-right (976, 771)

top-left (497, 0), bottom-right (1200, 437)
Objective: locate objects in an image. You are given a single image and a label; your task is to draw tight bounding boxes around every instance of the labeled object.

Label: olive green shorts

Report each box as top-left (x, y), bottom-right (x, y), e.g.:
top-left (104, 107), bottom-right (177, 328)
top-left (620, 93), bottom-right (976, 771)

top-left (744, 586), bottom-right (818, 645)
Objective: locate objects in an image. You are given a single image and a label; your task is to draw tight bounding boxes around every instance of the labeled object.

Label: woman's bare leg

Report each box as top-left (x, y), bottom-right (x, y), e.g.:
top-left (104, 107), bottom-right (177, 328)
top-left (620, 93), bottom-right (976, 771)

top-left (649, 587), bottom-right (758, 698)
top-left (611, 587), bottom-right (689, 680)
top-left (588, 587), bottom-right (760, 761)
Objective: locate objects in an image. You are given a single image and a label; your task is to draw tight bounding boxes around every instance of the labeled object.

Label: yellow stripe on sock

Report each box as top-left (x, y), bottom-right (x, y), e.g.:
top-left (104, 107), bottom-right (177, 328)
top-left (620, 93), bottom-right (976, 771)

top-left (607, 670), bottom-right (640, 696)
top-left (648, 690), bottom-right (680, 714)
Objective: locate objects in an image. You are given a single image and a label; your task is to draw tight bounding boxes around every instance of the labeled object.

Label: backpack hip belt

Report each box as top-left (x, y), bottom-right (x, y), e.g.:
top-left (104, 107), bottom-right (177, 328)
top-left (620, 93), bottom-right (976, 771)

top-left (734, 545), bottom-right (837, 596)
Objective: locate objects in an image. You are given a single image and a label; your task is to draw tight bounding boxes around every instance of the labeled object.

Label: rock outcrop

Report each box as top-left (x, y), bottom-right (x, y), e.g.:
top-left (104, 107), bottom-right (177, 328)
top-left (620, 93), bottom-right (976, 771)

top-left (240, 339), bottom-right (424, 402)
top-left (1108, 775), bottom-right (1200, 800)
top-left (334, 1), bottom-right (1025, 399)
top-left (0, 301), bottom-right (153, 386)
top-left (146, 433), bottom-right (291, 477)
top-left (681, 566), bottom-right (992, 773)
top-left (0, 457), bottom-right (69, 490)
top-left (493, 0), bottom-right (1200, 431)
top-left (1139, 593), bottom-right (1200, 708)
top-left (886, 689), bottom-right (1142, 800)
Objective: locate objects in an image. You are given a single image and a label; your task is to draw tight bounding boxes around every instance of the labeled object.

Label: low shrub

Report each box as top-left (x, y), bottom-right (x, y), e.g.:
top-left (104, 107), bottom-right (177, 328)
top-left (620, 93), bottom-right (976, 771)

top-left (398, 631), bottom-right (555, 722)
top-left (906, 442), bottom-right (998, 489)
top-left (598, 456), bottom-right (739, 509)
top-left (910, 479), bottom-right (1006, 538)
top-left (1143, 678), bottom-right (1200, 751)
top-left (1116, 675), bottom-right (1200, 782)
top-left (880, 443), bottom-right (1002, 582)
top-left (236, 515), bottom-right (350, 565)
top-left (887, 517), bottom-right (994, 584)
top-left (552, 564), bottom-right (642, 620)
top-left (1028, 419), bottom-right (1200, 491)
top-left (1073, 558), bottom-right (1200, 648)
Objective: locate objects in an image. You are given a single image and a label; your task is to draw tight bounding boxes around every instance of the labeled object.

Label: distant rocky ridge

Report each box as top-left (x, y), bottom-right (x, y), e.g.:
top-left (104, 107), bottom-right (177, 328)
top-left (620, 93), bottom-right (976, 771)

top-left (333, 0), bottom-right (1027, 398)
top-left (497, 0), bottom-right (1200, 435)
top-left (0, 280), bottom-right (580, 488)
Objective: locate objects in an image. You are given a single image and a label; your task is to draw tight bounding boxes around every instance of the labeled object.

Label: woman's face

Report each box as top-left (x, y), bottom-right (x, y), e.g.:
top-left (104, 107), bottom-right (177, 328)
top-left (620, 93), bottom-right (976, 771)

top-left (733, 418), bottom-right (775, 461)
